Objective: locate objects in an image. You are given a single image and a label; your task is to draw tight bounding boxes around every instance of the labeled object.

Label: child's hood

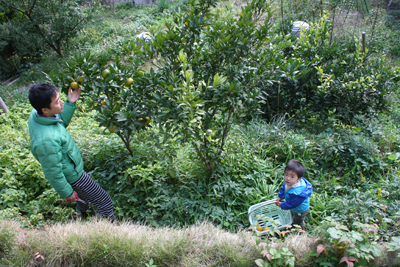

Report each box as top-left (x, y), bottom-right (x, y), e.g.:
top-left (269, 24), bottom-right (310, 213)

top-left (285, 178), bottom-right (312, 198)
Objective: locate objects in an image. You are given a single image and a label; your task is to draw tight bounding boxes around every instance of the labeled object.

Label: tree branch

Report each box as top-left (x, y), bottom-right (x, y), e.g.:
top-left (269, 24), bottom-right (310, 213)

top-left (192, 141), bottom-right (211, 173)
top-left (117, 132), bottom-right (133, 156)
top-left (34, 24), bottom-right (62, 56)
top-left (210, 106), bottom-right (218, 119)
top-left (218, 109), bottom-right (232, 155)
top-left (56, 17), bottom-right (86, 44)
top-left (50, 0), bottom-right (56, 16)
top-left (1, 0), bottom-right (63, 56)
top-left (1, 0), bottom-right (29, 16)
top-left (28, 0), bottom-right (38, 16)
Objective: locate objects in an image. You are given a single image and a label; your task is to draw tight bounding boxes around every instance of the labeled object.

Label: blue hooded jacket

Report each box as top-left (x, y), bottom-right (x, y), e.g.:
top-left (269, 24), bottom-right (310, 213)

top-left (278, 177), bottom-right (312, 213)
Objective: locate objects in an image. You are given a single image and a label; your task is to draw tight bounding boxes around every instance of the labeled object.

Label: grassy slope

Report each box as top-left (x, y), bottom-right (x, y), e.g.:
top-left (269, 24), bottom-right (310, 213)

top-left (1, 219), bottom-right (397, 266)
top-left (0, 219), bottom-right (324, 266)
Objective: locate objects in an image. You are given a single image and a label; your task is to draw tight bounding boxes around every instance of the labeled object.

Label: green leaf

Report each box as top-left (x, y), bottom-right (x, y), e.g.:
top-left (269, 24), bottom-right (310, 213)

top-left (256, 236), bottom-right (261, 246)
top-left (336, 225), bottom-right (349, 232)
top-left (327, 227), bottom-right (342, 239)
top-left (255, 259), bottom-right (265, 267)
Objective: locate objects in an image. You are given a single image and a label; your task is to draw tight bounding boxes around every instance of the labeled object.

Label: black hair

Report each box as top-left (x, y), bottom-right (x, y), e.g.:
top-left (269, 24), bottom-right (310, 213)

top-left (284, 159), bottom-right (305, 178)
top-left (28, 83), bottom-right (59, 115)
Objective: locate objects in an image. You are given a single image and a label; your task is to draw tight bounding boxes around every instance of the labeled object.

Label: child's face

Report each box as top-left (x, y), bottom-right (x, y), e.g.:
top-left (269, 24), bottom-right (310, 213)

top-left (284, 170), bottom-right (301, 186)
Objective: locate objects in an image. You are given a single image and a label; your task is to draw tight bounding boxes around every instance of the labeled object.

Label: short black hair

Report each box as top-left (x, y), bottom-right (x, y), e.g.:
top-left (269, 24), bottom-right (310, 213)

top-left (285, 159), bottom-right (305, 178)
top-left (28, 83), bottom-right (59, 115)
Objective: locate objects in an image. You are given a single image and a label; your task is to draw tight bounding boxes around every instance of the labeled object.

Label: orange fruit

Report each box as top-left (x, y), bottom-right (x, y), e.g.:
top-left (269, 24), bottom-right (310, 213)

top-left (264, 227), bottom-right (270, 231)
top-left (77, 76), bottom-right (85, 83)
top-left (125, 78), bottom-right (134, 87)
top-left (138, 117), bottom-right (151, 126)
top-left (101, 99), bottom-right (107, 105)
top-left (102, 69), bottom-right (110, 78)
top-left (108, 125), bottom-right (117, 133)
top-left (256, 225), bottom-right (263, 232)
top-left (70, 82), bottom-right (79, 90)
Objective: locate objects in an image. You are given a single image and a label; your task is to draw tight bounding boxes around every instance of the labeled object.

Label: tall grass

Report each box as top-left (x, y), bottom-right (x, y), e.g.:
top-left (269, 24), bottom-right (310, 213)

top-left (0, 219), bottom-right (264, 266)
top-left (1, 218), bottom-right (396, 266)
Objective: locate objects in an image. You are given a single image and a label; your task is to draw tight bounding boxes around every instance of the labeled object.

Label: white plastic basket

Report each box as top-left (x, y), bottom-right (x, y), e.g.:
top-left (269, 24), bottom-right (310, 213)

top-left (248, 199), bottom-right (293, 234)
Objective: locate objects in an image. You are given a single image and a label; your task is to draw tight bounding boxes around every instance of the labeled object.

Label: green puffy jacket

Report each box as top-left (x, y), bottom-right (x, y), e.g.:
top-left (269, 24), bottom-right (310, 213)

top-left (28, 100), bottom-right (84, 198)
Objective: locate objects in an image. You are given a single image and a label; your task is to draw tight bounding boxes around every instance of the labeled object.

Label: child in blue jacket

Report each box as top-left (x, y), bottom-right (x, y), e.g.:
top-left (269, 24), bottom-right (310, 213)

top-left (276, 159), bottom-right (312, 230)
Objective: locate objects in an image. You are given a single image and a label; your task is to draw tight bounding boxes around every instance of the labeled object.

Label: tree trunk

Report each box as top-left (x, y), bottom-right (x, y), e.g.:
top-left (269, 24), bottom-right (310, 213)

top-left (0, 97), bottom-right (8, 114)
top-left (110, 0), bottom-right (115, 12)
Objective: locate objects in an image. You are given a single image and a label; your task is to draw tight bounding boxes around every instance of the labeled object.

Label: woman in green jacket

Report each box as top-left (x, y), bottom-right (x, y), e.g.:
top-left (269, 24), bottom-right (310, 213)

top-left (28, 83), bottom-right (115, 222)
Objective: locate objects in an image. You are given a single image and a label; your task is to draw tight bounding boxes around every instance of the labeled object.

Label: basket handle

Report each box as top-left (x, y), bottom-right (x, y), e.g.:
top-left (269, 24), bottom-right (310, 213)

top-left (248, 199), bottom-right (277, 225)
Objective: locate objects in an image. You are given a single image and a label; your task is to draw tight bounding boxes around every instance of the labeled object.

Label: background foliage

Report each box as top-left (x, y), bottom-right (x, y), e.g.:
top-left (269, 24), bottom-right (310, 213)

top-left (0, 0), bottom-right (95, 76)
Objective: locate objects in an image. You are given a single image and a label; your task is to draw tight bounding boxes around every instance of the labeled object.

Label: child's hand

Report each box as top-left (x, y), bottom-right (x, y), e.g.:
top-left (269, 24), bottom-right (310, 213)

top-left (275, 198), bottom-right (281, 207)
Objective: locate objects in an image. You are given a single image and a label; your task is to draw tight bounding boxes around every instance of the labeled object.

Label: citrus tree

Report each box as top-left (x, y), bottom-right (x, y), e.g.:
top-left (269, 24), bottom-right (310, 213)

top-left (123, 0), bottom-right (274, 173)
top-left (47, 51), bottom-right (153, 156)
top-left (48, 0), bottom-right (274, 174)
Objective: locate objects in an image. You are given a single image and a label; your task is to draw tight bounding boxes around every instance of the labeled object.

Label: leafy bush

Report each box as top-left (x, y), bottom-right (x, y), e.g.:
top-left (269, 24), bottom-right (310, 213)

top-left (314, 133), bottom-right (383, 184)
top-left (0, 15), bottom-right (46, 74)
top-left (311, 218), bottom-right (384, 266)
top-left (1, 99), bottom-right (400, 238)
top-left (385, 9), bottom-right (400, 57)
top-left (258, 13), bottom-right (400, 124)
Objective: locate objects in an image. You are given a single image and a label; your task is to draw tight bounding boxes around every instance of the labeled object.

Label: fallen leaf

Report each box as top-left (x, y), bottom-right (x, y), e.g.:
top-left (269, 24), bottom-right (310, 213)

top-left (317, 244), bottom-right (330, 256)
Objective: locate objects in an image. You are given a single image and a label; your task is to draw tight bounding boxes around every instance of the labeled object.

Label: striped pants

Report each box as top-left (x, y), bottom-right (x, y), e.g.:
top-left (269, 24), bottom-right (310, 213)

top-left (71, 171), bottom-right (115, 222)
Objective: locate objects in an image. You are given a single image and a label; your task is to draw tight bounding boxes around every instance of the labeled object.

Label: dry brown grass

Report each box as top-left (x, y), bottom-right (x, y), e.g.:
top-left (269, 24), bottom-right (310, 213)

top-left (0, 219), bottom-right (324, 267)
top-left (2, 219), bottom-right (397, 266)
top-left (1, 219), bottom-right (261, 266)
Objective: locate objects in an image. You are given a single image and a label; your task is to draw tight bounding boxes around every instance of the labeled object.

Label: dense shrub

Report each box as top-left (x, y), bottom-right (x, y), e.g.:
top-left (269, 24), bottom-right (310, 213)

top-left (314, 133), bottom-right (383, 184)
top-left (385, 8), bottom-right (400, 57)
top-left (0, 7), bottom-right (46, 74)
top-left (0, 0), bottom-right (95, 75)
top-left (258, 14), bottom-right (400, 124)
